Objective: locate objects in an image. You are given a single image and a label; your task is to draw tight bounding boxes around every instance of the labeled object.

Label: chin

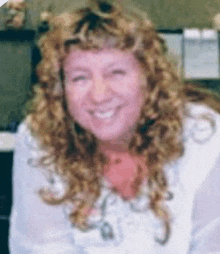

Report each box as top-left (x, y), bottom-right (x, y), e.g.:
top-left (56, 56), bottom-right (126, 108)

top-left (93, 131), bottom-right (119, 141)
top-left (96, 135), bottom-right (118, 142)
top-left (94, 130), bottom-right (130, 144)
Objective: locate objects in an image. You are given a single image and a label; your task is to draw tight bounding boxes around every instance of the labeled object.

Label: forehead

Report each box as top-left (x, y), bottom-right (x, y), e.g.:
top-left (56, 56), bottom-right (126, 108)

top-left (63, 48), bottom-right (142, 70)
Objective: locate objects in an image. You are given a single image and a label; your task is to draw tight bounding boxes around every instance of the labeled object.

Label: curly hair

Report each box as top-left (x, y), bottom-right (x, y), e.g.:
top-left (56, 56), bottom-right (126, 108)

top-left (25, 0), bottom-right (219, 245)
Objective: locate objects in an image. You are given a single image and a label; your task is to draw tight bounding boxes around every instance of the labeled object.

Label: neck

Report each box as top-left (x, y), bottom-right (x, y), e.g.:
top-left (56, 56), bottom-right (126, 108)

top-left (99, 140), bottom-right (129, 154)
top-left (98, 127), bottom-right (136, 155)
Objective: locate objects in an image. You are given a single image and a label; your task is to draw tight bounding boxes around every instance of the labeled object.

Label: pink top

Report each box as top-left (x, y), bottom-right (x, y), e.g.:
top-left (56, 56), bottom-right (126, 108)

top-left (102, 149), bottom-right (148, 200)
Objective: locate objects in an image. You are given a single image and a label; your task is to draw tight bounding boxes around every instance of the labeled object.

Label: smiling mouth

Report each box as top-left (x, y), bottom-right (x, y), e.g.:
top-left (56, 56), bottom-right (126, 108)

top-left (94, 109), bottom-right (116, 118)
top-left (89, 107), bottom-right (120, 119)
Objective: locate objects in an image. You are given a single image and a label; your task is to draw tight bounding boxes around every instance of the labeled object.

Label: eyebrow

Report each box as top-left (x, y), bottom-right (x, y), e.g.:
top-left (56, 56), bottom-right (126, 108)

top-left (67, 67), bottom-right (90, 72)
top-left (107, 61), bottom-right (125, 68)
top-left (67, 61), bottom-right (126, 73)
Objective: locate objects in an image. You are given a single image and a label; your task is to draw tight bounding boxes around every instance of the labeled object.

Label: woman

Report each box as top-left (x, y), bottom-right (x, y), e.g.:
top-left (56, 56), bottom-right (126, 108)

top-left (9, 0), bottom-right (220, 253)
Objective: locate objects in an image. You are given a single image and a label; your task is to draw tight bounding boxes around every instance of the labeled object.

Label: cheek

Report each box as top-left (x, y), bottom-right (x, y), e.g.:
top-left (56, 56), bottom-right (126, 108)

top-left (131, 84), bottom-right (145, 106)
top-left (130, 89), bottom-right (145, 120)
top-left (65, 88), bottom-right (89, 127)
top-left (65, 84), bottom-right (84, 106)
top-left (65, 88), bottom-right (80, 116)
top-left (122, 91), bottom-right (144, 127)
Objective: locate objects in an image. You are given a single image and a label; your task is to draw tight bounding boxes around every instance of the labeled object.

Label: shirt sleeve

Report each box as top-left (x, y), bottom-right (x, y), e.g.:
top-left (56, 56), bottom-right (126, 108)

top-left (188, 154), bottom-right (220, 254)
top-left (8, 122), bottom-right (78, 254)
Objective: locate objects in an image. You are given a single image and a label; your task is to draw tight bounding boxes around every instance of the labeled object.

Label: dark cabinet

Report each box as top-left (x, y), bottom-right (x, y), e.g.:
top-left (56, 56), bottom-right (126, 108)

top-left (0, 151), bottom-right (13, 254)
top-left (0, 30), bottom-right (35, 130)
top-left (0, 152), bottom-right (13, 217)
top-left (0, 219), bottom-right (10, 254)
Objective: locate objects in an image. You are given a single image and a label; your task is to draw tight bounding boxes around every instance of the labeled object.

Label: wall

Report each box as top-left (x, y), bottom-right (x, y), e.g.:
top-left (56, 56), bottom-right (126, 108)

top-left (1, 0), bottom-right (219, 30)
top-left (0, 31), bottom-right (34, 129)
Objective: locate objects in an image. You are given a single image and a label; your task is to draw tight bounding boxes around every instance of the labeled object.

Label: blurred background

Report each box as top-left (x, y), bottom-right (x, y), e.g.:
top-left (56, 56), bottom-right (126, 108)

top-left (0, 0), bottom-right (220, 253)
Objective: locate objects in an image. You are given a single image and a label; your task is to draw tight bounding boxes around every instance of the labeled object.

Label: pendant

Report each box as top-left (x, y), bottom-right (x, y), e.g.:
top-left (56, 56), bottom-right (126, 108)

top-left (100, 221), bottom-right (115, 240)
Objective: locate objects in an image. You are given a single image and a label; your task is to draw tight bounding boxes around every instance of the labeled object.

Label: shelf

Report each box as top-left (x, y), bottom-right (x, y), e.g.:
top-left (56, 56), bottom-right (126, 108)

top-left (0, 29), bottom-right (35, 41)
top-left (157, 28), bottom-right (183, 34)
top-left (0, 133), bottom-right (16, 151)
top-left (184, 78), bottom-right (220, 82)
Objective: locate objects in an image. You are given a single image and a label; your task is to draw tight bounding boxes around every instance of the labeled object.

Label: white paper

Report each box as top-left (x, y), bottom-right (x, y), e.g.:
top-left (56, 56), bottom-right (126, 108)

top-left (0, 0), bottom-right (8, 7)
top-left (184, 29), bottom-right (219, 79)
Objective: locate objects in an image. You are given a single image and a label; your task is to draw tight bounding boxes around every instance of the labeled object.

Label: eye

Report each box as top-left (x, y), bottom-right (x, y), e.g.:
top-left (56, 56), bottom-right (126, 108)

top-left (111, 70), bottom-right (126, 75)
top-left (72, 76), bottom-right (87, 83)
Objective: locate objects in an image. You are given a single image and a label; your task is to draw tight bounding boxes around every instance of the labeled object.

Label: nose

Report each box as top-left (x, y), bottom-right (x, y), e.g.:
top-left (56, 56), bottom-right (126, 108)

top-left (88, 76), bottom-right (112, 103)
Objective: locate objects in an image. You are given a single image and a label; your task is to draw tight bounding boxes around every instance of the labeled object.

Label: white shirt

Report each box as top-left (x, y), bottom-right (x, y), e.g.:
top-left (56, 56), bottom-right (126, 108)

top-left (9, 103), bottom-right (220, 254)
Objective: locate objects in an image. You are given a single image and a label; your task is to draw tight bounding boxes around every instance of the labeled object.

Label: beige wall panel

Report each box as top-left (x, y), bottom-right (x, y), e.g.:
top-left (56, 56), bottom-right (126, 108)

top-left (1, 0), bottom-right (220, 29)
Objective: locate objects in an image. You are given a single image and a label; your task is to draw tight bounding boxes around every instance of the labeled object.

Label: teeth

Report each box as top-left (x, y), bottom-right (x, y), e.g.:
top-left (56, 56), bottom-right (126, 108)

top-left (94, 110), bottom-right (115, 118)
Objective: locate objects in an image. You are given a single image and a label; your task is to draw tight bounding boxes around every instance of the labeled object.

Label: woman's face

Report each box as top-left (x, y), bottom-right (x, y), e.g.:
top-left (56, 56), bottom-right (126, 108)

top-left (63, 48), bottom-right (146, 145)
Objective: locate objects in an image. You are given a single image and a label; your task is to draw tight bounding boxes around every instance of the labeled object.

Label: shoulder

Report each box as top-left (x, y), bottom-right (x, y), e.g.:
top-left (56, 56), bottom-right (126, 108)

top-left (185, 102), bottom-right (220, 122)
top-left (14, 119), bottom-right (63, 190)
top-left (17, 118), bottom-right (31, 136)
top-left (178, 103), bottom-right (220, 192)
top-left (15, 118), bottom-right (45, 158)
top-left (183, 102), bottom-right (220, 144)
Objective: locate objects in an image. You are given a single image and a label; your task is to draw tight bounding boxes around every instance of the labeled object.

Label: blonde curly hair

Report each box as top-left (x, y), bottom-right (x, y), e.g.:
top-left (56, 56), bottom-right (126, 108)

top-left (25, 0), bottom-right (219, 245)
